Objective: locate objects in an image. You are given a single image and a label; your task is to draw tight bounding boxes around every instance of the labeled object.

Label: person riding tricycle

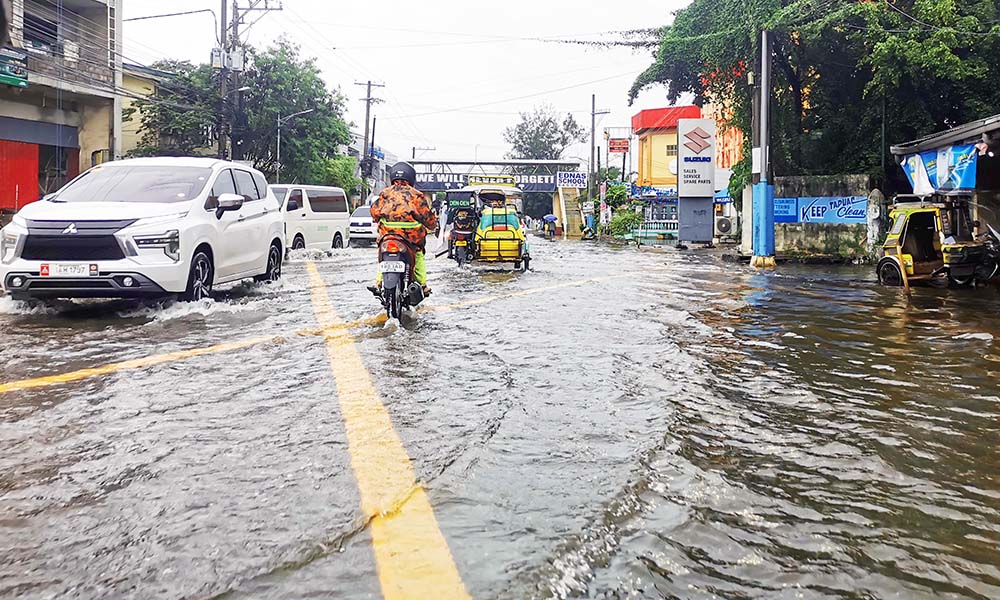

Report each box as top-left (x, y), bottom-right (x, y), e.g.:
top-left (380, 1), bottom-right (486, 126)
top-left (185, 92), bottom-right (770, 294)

top-left (474, 191), bottom-right (531, 271)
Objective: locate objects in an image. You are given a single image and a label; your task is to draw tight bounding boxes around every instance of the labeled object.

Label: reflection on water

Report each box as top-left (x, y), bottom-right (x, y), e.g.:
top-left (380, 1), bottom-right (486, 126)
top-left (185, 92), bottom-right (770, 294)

top-left (0, 245), bottom-right (998, 599)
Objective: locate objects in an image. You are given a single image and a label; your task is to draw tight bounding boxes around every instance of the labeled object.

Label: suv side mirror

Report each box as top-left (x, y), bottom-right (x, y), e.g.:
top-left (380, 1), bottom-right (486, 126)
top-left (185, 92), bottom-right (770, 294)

top-left (42, 193), bottom-right (57, 202)
top-left (216, 193), bottom-right (244, 219)
top-left (286, 199), bottom-right (300, 212)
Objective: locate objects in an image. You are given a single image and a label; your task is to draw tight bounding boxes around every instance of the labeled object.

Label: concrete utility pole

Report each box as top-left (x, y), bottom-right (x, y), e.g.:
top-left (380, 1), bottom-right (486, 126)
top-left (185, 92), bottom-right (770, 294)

top-left (590, 94), bottom-right (610, 201)
top-left (356, 80), bottom-right (385, 163)
top-left (217, 0), bottom-right (228, 159)
top-left (751, 29), bottom-right (777, 268)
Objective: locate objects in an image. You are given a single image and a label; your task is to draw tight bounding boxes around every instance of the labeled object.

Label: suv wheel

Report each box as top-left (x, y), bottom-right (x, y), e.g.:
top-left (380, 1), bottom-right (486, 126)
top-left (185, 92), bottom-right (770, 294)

top-left (255, 243), bottom-right (283, 282)
top-left (181, 251), bottom-right (214, 301)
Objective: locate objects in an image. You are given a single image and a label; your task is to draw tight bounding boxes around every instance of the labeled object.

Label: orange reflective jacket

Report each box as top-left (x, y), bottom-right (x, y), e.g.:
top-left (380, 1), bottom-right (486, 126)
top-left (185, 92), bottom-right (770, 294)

top-left (370, 183), bottom-right (439, 250)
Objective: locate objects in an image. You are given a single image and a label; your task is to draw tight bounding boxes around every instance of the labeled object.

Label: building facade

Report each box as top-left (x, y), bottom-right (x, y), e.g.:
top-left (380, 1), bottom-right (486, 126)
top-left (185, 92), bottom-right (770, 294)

top-left (632, 105), bottom-right (701, 191)
top-left (0, 0), bottom-right (122, 212)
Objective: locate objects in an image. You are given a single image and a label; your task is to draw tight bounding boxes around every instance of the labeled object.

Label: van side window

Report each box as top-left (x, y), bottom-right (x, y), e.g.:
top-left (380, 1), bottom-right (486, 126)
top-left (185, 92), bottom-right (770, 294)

top-left (310, 190), bottom-right (348, 213)
top-left (207, 169), bottom-right (237, 209)
top-left (233, 170), bottom-right (260, 201)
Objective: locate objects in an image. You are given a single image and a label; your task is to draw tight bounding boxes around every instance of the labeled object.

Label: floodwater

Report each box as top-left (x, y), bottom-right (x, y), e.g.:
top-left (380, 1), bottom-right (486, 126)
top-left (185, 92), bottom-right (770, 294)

top-left (0, 239), bottom-right (998, 599)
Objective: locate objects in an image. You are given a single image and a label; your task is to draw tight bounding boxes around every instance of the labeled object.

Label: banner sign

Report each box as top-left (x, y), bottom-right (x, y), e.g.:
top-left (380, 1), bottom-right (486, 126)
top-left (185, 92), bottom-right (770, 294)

top-left (678, 119), bottom-right (716, 197)
top-left (415, 172), bottom-right (557, 192)
top-left (468, 174), bottom-right (516, 187)
top-left (556, 171), bottom-right (588, 189)
top-left (774, 197), bottom-right (797, 223)
top-left (608, 138), bottom-right (629, 154)
top-left (772, 196), bottom-right (867, 224)
top-left (0, 47), bottom-right (28, 89)
top-left (901, 144), bottom-right (978, 194)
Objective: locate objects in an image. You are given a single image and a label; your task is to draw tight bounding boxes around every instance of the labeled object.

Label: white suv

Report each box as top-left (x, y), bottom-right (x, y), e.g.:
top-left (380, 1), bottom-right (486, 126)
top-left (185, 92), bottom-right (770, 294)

top-left (0, 157), bottom-right (285, 301)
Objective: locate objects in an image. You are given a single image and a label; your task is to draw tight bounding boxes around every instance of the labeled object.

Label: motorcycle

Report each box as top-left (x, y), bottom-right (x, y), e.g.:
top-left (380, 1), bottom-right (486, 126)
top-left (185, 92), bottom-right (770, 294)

top-left (448, 208), bottom-right (477, 266)
top-left (975, 223), bottom-right (1000, 282)
top-left (375, 235), bottom-right (426, 320)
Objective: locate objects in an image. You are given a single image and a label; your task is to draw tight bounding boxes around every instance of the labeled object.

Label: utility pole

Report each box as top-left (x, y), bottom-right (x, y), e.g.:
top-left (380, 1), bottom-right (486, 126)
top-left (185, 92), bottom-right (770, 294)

top-left (217, 0), bottom-right (228, 159)
top-left (751, 29), bottom-right (776, 268)
top-left (230, 1), bottom-right (241, 160)
top-left (590, 94), bottom-right (610, 200)
top-left (356, 80), bottom-right (385, 195)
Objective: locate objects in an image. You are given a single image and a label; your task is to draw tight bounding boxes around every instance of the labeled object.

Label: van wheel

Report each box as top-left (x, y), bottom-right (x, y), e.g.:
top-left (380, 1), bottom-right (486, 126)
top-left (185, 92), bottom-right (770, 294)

top-left (332, 233), bottom-right (344, 249)
top-left (255, 243), bottom-right (283, 282)
top-left (877, 258), bottom-right (903, 287)
top-left (292, 235), bottom-right (306, 250)
top-left (180, 251), bottom-right (214, 301)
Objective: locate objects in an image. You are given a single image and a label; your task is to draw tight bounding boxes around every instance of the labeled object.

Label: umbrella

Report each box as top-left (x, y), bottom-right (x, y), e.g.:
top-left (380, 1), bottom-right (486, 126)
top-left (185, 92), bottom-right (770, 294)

top-left (543, 214), bottom-right (558, 223)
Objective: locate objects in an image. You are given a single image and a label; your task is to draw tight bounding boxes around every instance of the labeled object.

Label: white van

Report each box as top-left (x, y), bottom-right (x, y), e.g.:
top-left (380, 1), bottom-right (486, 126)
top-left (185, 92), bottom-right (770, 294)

top-left (271, 185), bottom-right (351, 250)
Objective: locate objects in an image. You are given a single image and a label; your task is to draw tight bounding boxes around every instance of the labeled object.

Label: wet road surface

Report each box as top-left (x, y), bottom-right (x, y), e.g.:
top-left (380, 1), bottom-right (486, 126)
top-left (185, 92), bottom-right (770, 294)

top-left (1, 240), bottom-right (999, 599)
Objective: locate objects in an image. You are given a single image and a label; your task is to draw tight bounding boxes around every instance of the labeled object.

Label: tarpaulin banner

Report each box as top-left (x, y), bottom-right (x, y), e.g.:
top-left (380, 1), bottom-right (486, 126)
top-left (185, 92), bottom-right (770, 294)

top-left (902, 144), bottom-right (978, 194)
top-left (774, 197), bottom-right (798, 223)
top-left (798, 196), bottom-right (868, 224)
top-left (415, 172), bottom-right (557, 192)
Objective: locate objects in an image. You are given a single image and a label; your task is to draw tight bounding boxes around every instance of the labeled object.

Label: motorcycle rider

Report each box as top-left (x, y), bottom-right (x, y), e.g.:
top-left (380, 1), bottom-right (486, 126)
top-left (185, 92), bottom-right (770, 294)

top-left (368, 162), bottom-right (439, 296)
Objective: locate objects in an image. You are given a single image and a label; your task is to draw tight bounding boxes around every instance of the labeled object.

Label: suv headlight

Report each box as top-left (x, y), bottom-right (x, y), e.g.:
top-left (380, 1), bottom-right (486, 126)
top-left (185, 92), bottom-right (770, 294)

top-left (1, 228), bottom-right (23, 264)
top-left (133, 230), bottom-right (181, 262)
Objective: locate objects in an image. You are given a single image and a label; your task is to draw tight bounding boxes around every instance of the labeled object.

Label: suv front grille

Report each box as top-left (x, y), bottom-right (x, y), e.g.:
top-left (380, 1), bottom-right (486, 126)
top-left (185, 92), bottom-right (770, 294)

top-left (21, 235), bottom-right (125, 260)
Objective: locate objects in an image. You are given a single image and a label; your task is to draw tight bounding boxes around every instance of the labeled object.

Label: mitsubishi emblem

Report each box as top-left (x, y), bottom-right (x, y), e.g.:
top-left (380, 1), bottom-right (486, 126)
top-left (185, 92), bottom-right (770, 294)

top-left (62, 223), bottom-right (78, 235)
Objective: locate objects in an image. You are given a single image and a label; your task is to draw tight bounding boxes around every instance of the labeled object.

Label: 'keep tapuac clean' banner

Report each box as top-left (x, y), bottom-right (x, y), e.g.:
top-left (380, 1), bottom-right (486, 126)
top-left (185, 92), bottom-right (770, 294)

top-left (774, 196), bottom-right (868, 224)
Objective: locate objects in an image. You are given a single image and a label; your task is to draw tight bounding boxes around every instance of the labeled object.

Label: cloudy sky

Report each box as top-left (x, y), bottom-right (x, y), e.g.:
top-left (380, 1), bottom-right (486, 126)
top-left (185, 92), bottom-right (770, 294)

top-left (121, 0), bottom-right (691, 170)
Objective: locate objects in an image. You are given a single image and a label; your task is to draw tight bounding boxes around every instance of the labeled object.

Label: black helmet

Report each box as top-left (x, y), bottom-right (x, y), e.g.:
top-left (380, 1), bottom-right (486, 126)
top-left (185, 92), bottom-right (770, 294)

top-left (389, 162), bottom-right (416, 186)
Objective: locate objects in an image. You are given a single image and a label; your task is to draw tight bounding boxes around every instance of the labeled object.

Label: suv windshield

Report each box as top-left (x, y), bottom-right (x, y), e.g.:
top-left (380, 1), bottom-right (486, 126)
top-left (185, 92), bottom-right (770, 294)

top-left (351, 206), bottom-right (372, 218)
top-left (53, 166), bottom-right (213, 203)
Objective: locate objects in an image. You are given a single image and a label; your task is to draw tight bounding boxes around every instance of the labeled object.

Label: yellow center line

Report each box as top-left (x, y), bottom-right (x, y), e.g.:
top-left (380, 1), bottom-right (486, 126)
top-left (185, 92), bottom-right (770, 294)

top-left (0, 271), bottom-right (630, 395)
top-left (305, 261), bottom-right (470, 599)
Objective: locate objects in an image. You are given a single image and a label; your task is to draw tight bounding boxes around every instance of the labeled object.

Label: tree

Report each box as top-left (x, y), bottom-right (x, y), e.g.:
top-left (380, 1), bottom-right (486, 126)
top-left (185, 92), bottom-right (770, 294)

top-left (126, 39), bottom-right (352, 184)
top-left (320, 155), bottom-right (361, 196)
top-left (125, 60), bottom-right (218, 157)
top-left (236, 39), bottom-right (351, 182)
top-left (504, 104), bottom-right (586, 159)
top-left (629, 0), bottom-right (1000, 195)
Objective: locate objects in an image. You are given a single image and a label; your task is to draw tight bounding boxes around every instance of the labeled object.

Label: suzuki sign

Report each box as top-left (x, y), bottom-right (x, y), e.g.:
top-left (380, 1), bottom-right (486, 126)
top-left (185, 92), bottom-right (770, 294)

top-left (678, 119), bottom-right (716, 198)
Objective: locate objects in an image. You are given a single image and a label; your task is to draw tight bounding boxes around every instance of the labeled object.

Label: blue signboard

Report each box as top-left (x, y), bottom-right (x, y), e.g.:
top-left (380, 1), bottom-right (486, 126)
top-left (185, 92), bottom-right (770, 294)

top-left (798, 196), bottom-right (867, 224)
top-left (902, 144), bottom-right (978, 194)
top-left (774, 197), bottom-right (797, 223)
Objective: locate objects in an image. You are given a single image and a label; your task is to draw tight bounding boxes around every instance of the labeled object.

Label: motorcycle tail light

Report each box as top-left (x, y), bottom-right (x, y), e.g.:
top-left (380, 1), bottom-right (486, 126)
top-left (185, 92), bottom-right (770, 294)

top-left (386, 240), bottom-right (400, 253)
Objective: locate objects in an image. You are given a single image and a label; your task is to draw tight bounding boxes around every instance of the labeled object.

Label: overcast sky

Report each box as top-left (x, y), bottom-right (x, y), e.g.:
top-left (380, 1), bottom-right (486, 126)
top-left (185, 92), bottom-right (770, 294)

top-left (122, 0), bottom-right (691, 170)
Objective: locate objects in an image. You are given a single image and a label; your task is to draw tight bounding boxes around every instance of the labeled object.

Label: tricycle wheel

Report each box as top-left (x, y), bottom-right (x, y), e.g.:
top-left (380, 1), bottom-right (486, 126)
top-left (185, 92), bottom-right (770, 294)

top-left (877, 258), bottom-right (904, 287)
top-left (948, 273), bottom-right (976, 287)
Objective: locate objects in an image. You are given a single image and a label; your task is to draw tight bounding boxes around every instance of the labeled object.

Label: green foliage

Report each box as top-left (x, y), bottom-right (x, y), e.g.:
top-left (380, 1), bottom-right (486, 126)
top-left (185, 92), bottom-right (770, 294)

top-left (609, 209), bottom-right (644, 237)
top-left (126, 61), bottom-right (218, 157)
top-left (631, 0), bottom-right (1000, 192)
top-left (127, 39), bottom-right (352, 183)
top-left (504, 104), bottom-right (586, 159)
top-left (320, 155), bottom-right (361, 195)
top-left (604, 183), bottom-right (629, 209)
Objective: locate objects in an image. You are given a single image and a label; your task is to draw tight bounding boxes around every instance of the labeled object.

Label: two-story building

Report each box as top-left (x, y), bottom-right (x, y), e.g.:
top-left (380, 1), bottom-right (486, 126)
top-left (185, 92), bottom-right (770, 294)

top-left (0, 0), bottom-right (122, 212)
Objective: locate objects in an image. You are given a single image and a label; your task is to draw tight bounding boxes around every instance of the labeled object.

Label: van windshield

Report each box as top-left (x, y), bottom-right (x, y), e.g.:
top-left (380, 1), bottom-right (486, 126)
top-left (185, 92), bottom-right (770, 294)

top-left (271, 187), bottom-right (288, 204)
top-left (52, 166), bottom-right (213, 203)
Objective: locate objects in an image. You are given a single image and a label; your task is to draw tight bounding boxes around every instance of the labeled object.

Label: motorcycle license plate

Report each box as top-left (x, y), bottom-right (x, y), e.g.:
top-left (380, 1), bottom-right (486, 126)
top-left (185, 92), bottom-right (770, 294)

top-left (379, 261), bottom-right (406, 273)
top-left (454, 240), bottom-right (468, 247)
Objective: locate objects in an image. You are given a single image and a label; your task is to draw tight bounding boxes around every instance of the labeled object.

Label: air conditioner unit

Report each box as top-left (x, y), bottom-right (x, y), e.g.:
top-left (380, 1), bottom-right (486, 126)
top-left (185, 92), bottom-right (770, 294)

top-left (715, 215), bottom-right (734, 238)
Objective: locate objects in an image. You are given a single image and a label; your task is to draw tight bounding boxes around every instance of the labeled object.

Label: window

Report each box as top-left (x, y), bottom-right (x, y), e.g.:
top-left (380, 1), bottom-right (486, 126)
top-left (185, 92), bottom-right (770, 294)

top-left (665, 144), bottom-right (678, 156)
top-left (53, 166), bottom-right (212, 204)
top-left (271, 187), bottom-right (288, 204)
top-left (211, 170), bottom-right (237, 198)
top-left (24, 13), bottom-right (59, 55)
top-left (308, 189), bottom-right (348, 213)
top-left (287, 189), bottom-right (304, 210)
top-left (233, 170), bottom-right (261, 200)
top-left (253, 171), bottom-right (269, 200)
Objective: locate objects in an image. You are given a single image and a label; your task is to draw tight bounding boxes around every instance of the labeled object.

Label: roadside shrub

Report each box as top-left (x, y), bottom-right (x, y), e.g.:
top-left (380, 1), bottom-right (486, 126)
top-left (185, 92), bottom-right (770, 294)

top-left (609, 210), bottom-right (644, 237)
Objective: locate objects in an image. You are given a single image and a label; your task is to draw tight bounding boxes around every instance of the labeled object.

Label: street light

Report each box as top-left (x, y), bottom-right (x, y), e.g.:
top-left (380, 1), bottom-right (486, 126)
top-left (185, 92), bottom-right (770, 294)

top-left (276, 108), bottom-right (315, 184)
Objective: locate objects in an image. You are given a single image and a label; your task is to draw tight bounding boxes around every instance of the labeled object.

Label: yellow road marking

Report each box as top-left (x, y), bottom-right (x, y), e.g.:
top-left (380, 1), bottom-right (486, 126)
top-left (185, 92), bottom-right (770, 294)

top-left (306, 261), bottom-right (470, 599)
top-left (0, 271), bottom-right (629, 395)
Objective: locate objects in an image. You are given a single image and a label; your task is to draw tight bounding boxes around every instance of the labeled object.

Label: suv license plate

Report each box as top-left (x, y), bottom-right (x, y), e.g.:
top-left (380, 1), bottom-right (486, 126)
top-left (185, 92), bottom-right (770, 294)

top-left (379, 261), bottom-right (406, 273)
top-left (41, 263), bottom-right (97, 277)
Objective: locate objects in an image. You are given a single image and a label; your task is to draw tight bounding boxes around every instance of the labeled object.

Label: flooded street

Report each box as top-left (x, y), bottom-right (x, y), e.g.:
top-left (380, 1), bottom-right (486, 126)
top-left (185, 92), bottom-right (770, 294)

top-left (1, 240), bottom-right (998, 599)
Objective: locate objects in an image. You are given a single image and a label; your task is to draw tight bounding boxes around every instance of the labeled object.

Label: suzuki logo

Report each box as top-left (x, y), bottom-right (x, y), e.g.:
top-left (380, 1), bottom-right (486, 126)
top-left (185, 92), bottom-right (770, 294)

top-left (62, 223), bottom-right (78, 235)
top-left (683, 127), bottom-right (712, 154)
